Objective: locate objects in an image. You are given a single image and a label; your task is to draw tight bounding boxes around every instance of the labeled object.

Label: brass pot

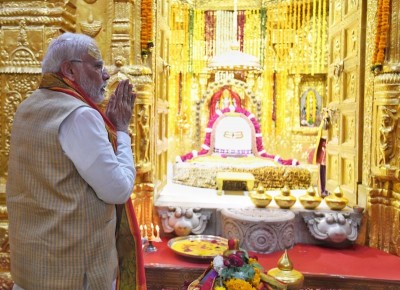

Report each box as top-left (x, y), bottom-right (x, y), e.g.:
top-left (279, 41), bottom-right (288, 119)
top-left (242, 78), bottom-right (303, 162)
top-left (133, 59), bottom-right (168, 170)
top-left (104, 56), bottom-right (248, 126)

top-left (274, 185), bottom-right (296, 209)
top-left (250, 184), bottom-right (272, 208)
top-left (325, 186), bottom-right (348, 210)
top-left (299, 186), bottom-right (322, 210)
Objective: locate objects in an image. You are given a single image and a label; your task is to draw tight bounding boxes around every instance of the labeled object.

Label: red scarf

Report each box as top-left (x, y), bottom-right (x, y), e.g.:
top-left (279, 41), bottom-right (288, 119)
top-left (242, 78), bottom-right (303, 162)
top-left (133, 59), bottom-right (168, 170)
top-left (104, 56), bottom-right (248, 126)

top-left (40, 73), bottom-right (147, 290)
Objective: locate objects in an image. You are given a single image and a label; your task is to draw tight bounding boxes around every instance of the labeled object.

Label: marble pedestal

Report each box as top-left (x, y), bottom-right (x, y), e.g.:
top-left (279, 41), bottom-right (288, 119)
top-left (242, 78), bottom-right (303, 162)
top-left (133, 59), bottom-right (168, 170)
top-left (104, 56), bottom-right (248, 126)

top-left (155, 180), bottom-right (363, 251)
top-left (221, 208), bottom-right (295, 254)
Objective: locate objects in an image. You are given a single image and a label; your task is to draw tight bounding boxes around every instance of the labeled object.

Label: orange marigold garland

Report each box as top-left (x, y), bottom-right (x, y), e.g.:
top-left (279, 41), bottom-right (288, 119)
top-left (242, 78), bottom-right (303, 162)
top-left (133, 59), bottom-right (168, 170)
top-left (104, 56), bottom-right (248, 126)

top-left (141, 0), bottom-right (153, 51)
top-left (372, 0), bottom-right (391, 71)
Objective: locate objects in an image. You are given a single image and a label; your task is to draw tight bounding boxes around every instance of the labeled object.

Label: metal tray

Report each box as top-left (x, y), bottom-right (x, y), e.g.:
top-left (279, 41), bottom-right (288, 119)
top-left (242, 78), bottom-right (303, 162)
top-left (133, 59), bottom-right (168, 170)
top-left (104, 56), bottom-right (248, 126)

top-left (167, 235), bottom-right (228, 259)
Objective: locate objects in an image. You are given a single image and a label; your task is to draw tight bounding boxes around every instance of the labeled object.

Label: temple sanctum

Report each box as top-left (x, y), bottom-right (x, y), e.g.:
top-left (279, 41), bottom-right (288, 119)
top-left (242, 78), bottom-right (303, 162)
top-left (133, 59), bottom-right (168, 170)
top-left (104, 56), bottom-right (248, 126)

top-left (1, 0), bottom-right (400, 289)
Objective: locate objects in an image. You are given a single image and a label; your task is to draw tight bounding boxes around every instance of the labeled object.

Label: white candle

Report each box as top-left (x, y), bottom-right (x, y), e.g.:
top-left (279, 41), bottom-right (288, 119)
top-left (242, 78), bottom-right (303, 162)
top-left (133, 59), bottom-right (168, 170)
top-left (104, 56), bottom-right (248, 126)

top-left (151, 223), bottom-right (155, 240)
top-left (155, 225), bottom-right (160, 239)
top-left (139, 224), bottom-right (143, 238)
top-left (144, 224), bottom-right (148, 238)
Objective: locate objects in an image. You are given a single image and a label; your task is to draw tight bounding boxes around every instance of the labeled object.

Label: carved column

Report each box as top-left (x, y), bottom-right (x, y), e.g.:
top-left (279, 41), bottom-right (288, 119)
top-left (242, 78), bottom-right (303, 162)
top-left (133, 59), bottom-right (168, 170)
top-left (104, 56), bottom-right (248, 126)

top-left (368, 0), bottom-right (400, 256)
top-left (369, 71), bottom-right (400, 255)
top-left (107, 0), bottom-right (156, 229)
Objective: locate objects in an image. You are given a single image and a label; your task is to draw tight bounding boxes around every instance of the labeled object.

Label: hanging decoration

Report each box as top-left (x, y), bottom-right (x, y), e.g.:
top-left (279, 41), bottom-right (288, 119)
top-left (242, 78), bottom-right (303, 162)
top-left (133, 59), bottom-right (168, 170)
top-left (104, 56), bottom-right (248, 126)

top-left (272, 70), bottom-right (277, 122)
top-left (372, 0), bottom-right (391, 72)
top-left (140, 0), bottom-right (153, 51)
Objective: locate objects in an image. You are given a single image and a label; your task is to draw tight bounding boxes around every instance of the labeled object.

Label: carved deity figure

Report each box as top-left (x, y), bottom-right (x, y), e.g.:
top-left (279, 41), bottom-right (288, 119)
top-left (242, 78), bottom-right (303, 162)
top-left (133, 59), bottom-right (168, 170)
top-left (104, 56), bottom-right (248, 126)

top-left (138, 107), bottom-right (150, 164)
top-left (379, 107), bottom-right (397, 167)
top-left (302, 211), bottom-right (361, 247)
top-left (161, 207), bottom-right (209, 236)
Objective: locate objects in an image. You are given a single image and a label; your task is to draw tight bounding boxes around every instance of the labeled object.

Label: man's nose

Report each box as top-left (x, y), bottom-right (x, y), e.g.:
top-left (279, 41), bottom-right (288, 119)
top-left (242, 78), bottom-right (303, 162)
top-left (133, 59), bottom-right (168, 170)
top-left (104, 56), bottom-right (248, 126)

top-left (102, 68), bottom-right (110, 80)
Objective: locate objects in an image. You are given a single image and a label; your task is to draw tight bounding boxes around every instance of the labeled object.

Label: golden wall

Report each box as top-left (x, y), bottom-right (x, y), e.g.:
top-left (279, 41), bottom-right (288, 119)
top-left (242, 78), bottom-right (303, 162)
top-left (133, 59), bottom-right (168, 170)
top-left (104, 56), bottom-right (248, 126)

top-left (1, 2), bottom-right (400, 288)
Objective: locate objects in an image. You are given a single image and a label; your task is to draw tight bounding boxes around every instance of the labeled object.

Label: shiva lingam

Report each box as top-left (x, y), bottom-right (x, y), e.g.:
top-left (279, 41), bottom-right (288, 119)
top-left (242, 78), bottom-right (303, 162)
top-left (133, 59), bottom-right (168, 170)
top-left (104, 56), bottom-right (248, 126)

top-left (274, 185), bottom-right (297, 209)
top-left (140, 223), bottom-right (162, 252)
top-left (267, 249), bottom-right (304, 290)
top-left (325, 185), bottom-right (349, 210)
top-left (249, 184), bottom-right (272, 208)
top-left (299, 185), bottom-right (322, 210)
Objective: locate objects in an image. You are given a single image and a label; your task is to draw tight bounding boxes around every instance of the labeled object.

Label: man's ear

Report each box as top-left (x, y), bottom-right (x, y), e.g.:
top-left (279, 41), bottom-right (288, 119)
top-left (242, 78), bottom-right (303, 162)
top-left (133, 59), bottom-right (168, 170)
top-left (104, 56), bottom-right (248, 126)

top-left (60, 61), bottom-right (76, 81)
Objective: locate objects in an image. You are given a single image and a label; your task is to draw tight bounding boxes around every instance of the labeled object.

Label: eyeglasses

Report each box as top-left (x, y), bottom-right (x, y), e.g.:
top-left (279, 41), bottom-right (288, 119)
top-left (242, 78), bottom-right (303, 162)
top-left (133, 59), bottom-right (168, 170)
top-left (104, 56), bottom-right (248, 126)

top-left (70, 59), bottom-right (106, 74)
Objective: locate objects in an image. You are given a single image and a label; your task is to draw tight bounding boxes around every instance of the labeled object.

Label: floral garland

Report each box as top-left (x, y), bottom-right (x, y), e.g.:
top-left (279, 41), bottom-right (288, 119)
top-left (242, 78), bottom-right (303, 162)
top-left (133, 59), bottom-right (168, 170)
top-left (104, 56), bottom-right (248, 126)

top-left (141, 0), bottom-right (153, 50)
top-left (176, 105), bottom-right (299, 165)
top-left (372, 0), bottom-right (391, 71)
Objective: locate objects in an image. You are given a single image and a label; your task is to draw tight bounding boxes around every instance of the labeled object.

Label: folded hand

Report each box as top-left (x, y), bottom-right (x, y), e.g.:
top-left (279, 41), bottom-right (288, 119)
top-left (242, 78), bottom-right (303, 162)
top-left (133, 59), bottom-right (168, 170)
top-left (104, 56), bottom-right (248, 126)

top-left (106, 79), bottom-right (136, 133)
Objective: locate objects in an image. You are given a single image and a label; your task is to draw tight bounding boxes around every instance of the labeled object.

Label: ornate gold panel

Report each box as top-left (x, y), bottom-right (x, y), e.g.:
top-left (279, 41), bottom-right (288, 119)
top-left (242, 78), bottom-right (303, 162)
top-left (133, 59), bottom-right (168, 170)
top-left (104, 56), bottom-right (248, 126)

top-left (326, 152), bottom-right (339, 184)
top-left (343, 66), bottom-right (357, 102)
top-left (344, 24), bottom-right (359, 59)
top-left (344, 0), bottom-right (359, 16)
top-left (388, 0), bottom-right (400, 63)
top-left (326, 0), bottom-right (364, 204)
top-left (341, 111), bottom-right (355, 146)
top-left (374, 104), bottom-right (398, 169)
top-left (330, 0), bottom-right (343, 25)
top-left (0, 74), bottom-right (42, 179)
top-left (341, 157), bottom-right (354, 186)
top-left (372, 73), bottom-right (400, 170)
top-left (340, 155), bottom-right (355, 204)
top-left (327, 76), bottom-right (340, 105)
top-left (2, 29), bottom-right (42, 67)
top-left (330, 33), bottom-right (342, 65)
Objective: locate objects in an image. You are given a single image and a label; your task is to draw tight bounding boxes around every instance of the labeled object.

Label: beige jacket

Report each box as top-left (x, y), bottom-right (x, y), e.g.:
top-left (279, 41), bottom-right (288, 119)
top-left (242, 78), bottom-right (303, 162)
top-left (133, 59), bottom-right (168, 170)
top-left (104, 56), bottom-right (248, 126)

top-left (7, 89), bottom-right (118, 289)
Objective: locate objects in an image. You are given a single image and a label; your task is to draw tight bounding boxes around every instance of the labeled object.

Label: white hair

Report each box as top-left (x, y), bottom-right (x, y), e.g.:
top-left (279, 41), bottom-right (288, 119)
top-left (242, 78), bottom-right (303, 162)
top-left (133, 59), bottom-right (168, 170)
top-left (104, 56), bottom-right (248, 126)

top-left (41, 32), bottom-right (97, 73)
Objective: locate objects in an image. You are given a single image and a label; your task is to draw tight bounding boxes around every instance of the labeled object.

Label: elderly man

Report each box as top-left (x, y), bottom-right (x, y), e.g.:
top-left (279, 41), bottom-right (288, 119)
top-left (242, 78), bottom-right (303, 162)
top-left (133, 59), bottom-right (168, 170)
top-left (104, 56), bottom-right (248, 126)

top-left (6, 32), bottom-right (146, 289)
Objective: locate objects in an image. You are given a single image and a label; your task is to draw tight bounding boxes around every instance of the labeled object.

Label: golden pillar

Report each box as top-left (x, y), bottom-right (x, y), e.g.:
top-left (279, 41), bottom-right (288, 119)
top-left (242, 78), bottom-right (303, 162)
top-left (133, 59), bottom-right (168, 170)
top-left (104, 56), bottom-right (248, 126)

top-left (368, 0), bottom-right (400, 256)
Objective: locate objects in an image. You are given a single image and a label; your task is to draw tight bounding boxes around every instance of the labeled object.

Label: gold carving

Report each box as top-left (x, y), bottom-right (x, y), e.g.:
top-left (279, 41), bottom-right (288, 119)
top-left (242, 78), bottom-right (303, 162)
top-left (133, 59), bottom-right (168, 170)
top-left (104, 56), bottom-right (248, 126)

top-left (138, 105), bottom-right (150, 165)
top-left (332, 37), bottom-right (341, 64)
top-left (378, 107), bottom-right (397, 167)
top-left (80, 11), bottom-right (102, 38)
top-left (332, 1), bottom-right (342, 25)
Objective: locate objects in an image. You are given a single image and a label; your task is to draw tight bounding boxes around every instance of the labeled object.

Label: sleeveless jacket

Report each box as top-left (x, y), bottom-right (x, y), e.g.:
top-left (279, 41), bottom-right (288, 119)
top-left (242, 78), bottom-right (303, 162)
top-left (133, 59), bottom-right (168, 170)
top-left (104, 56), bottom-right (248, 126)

top-left (6, 89), bottom-right (118, 289)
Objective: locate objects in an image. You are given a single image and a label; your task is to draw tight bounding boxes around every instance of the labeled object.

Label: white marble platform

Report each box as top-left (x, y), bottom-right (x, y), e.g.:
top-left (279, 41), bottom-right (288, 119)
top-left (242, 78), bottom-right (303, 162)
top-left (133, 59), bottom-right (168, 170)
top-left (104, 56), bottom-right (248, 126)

top-left (155, 164), bottom-right (361, 250)
top-left (155, 179), bottom-right (337, 211)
